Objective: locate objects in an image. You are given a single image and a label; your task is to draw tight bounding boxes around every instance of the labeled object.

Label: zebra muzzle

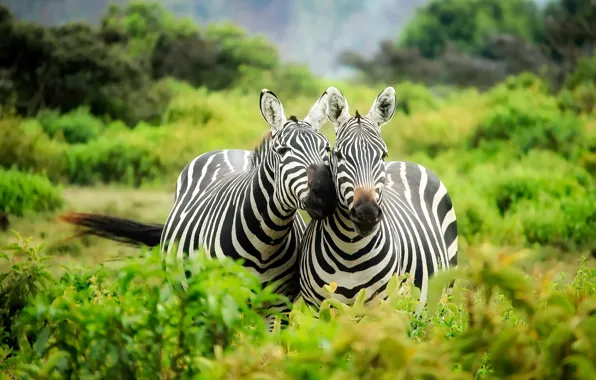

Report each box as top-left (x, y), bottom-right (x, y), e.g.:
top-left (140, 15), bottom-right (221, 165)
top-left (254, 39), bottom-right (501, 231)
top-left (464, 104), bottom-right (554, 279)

top-left (349, 201), bottom-right (382, 237)
top-left (304, 164), bottom-right (336, 220)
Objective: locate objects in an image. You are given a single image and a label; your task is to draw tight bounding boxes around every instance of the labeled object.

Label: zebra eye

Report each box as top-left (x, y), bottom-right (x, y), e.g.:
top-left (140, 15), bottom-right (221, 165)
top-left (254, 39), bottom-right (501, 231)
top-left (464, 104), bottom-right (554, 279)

top-left (276, 146), bottom-right (291, 156)
top-left (334, 151), bottom-right (343, 160)
top-left (382, 151), bottom-right (388, 160)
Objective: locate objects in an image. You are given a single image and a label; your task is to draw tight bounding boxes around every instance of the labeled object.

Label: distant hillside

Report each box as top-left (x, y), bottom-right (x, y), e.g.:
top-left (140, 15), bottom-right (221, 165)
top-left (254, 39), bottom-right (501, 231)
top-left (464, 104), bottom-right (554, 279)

top-left (2, 0), bottom-right (429, 77)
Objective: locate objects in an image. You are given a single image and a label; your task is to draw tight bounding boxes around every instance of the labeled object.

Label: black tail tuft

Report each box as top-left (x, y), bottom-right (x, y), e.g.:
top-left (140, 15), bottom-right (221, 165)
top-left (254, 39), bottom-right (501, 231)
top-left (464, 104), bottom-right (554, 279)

top-left (58, 212), bottom-right (163, 247)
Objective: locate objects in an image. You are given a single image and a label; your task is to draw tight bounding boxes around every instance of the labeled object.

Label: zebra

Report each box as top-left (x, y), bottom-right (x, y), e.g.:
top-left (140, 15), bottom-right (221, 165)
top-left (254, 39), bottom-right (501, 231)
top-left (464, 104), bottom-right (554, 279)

top-left (60, 88), bottom-right (337, 326)
top-left (298, 86), bottom-right (458, 312)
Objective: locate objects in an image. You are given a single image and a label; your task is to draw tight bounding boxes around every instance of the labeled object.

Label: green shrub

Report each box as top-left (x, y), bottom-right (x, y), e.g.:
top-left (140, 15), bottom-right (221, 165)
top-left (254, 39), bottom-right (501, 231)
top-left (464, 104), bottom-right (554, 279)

top-left (0, 235), bottom-right (55, 357)
top-left (517, 191), bottom-right (596, 252)
top-left (65, 136), bottom-right (167, 187)
top-left (558, 82), bottom-right (596, 115)
top-left (502, 72), bottom-right (550, 93)
top-left (162, 87), bottom-right (219, 126)
top-left (115, 78), bottom-right (175, 126)
top-left (0, 168), bottom-right (63, 216)
top-left (492, 162), bottom-right (592, 216)
top-left (234, 63), bottom-right (322, 100)
top-left (393, 81), bottom-right (442, 112)
top-left (564, 53), bottom-right (596, 90)
top-left (471, 88), bottom-right (587, 158)
top-left (3, 240), bottom-right (593, 379)
top-left (11, 247), bottom-right (283, 378)
top-left (416, 149), bottom-right (595, 250)
top-left (0, 117), bottom-right (69, 182)
top-left (0, 117), bottom-right (39, 171)
top-left (37, 107), bottom-right (105, 144)
top-left (476, 151), bottom-right (595, 251)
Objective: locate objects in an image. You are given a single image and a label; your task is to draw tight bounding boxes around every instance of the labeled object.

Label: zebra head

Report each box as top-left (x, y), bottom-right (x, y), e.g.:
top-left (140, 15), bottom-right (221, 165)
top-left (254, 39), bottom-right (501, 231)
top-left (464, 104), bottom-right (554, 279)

top-left (260, 89), bottom-right (336, 220)
top-left (325, 86), bottom-right (397, 237)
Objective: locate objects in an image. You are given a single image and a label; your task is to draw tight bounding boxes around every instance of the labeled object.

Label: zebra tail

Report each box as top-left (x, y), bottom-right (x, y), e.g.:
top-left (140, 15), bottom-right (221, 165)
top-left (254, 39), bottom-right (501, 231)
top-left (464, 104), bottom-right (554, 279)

top-left (58, 212), bottom-right (163, 247)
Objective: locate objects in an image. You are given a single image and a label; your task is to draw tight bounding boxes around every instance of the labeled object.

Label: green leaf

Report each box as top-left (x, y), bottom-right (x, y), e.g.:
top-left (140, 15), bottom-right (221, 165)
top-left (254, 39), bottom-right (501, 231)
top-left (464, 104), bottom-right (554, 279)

top-left (33, 327), bottom-right (51, 356)
top-left (427, 268), bottom-right (462, 316)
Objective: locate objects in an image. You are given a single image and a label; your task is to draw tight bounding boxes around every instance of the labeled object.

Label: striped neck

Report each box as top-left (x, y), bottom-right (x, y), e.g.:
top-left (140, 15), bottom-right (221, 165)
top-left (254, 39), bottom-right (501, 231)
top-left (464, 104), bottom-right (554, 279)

top-left (243, 147), bottom-right (298, 247)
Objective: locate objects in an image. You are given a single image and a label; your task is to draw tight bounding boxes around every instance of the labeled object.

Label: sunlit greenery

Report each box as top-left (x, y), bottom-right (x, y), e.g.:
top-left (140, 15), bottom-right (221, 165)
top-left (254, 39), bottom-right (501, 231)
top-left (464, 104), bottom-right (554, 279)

top-left (1, 236), bottom-right (594, 378)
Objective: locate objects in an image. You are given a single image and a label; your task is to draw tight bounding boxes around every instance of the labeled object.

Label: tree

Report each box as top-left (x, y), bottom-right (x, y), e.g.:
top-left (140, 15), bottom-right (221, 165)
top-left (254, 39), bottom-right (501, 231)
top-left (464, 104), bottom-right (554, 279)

top-left (339, 0), bottom-right (595, 91)
top-left (398, 0), bottom-right (544, 59)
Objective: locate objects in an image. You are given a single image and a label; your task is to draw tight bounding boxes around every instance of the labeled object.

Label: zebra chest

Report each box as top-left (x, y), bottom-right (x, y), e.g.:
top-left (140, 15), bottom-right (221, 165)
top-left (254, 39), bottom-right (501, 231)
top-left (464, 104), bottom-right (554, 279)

top-left (301, 226), bottom-right (400, 306)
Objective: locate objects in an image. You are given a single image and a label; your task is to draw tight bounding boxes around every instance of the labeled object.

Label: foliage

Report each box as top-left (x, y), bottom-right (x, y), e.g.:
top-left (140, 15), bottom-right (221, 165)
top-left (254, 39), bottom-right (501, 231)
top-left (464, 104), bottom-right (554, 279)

top-left (0, 168), bottom-right (63, 217)
top-left (1, 238), bottom-right (594, 378)
top-left (471, 85), bottom-right (587, 159)
top-left (0, 1), bottom-right (288, 125)
top-left (0, 235), bottom-right (54, 363)
top-left (234, 63), bottom-right (321, 100)
top-left (564, 53), bottom-right (596, 90)
top-left (1, 241), bottom-right (285, 378)
top-left (399, 0), bottom-right (544, 59)
top-left (558, 53), bottom-right (596, 115)
top-left (64, 131), bottom-right (167, 187)
top-left (0, 11), bottom-right (148, 123)
top-left (342, 0), bottom-right (595, 91)
top-left (37, 108), bottom-right (105, 144)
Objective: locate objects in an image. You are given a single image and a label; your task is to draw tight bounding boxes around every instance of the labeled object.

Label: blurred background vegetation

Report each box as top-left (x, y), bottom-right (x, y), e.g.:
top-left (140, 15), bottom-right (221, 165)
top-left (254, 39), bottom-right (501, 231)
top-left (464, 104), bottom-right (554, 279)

top-left (0, 0), bottom-right (595, 378)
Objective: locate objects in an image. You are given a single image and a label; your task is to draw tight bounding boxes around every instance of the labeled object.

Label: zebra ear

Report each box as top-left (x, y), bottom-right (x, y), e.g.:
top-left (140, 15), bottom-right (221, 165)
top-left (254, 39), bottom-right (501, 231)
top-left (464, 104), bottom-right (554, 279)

top-left (260, 89), bottom-right (287, 135)
top-left (303, 89), bottom-right (329, 131)
top-left (366, 87), bottom-right (396, 128)
top-left (325, 86), bottom-right (350, 133)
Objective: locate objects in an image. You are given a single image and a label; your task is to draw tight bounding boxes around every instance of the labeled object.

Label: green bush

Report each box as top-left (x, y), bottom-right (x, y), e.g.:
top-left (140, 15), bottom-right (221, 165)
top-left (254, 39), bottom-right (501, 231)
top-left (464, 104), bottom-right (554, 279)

top-left (162, 87), bottom-right (219, 126)
top-left (234, 63), bottom-right (321, 100)
top-left (0, 236), bottom-right (55, 358)
top-left (5, 244), bottom-right (283, 378)
top-left (0, 117), bottom-right (69, 182)
top-left (516, 191), bottom-right (596, 252)
top-left (415, 149), bottom-right (595, 250)
top-left (105, 78), bottom-right (175, 126)
top-left (502, 72), bottom-right (551, 93)
top-left (0, 117), bottom-right (40, 171)
top-left (471, 88), bottom-right (587, 158)
top-left (565, 53), bottom-right (596, 90)
top-left (37, 107), bottom-right (105, 144)
top-left (491, 156), bottom-right (592, 216)
top-left (1, 239), bottom-right (594, 379)
top-left (558, 82), bottom-right (596, 115)
top-left (393, 81), bottom-right (442, 112)
top-left (0, 168), bottom-right (63, 216)
top-left (65, 136), bottom-right (166, 187)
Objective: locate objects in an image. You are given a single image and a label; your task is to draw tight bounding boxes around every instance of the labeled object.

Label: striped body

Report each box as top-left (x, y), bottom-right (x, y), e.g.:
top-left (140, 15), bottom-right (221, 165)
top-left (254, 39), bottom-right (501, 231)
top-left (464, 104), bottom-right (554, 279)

top-left (159, 89), bottom-right (335, 321)
top-left (160, 145), bottom-right (305, 303)
top-left (299, 86), bottom-right (458, 310)
top-left (300, 160), bottom-right (458, 306)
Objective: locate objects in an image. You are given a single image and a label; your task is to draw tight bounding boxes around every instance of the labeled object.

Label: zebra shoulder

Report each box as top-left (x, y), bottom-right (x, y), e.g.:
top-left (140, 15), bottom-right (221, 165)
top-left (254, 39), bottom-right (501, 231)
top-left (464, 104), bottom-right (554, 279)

top-left (385, 161), bottom-right (446, 191)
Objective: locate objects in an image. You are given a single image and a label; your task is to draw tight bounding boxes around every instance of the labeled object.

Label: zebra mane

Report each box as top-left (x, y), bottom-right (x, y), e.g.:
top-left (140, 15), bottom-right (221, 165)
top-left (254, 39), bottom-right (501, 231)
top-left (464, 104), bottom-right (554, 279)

top-left (250, 131), bottom-right (273, 168)
top-left (250, 115), bottom-right (301, 168)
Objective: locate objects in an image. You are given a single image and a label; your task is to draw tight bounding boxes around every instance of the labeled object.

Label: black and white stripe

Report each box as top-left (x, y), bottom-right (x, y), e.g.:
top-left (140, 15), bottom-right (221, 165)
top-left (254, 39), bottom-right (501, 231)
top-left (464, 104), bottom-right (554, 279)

top-left (160, 89), bottom-right (335, 323)
top-left (299, 86), bottom-right (458, 311)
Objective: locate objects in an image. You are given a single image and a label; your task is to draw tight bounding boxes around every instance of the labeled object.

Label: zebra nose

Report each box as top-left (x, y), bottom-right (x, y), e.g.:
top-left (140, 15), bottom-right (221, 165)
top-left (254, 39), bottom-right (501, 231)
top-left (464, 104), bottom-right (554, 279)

top-left (304, 163), bottom-right (336, 220)
top-left (307, 164), bottom-right (334, 194)
top-left (350, 201), bottom-right (382, 224)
